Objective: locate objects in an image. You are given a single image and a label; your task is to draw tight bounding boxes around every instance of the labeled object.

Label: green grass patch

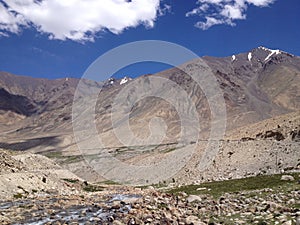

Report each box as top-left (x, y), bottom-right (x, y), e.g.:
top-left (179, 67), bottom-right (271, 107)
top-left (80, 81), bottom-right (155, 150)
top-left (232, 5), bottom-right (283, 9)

top-left (13, 193), bottom-right (23, 199)
top-left (293, 203), bottom-right (300, 209)
top-left (162, 148), bottom-right (176, 153)
top-left (42, 151), bottom-right (83, 164)
top-left (167, 173), bottom-right (299, 198)
top-left (83, 184), bottom-right (104, 192)
top-left (61, 155), bottom-right (83, 164)
top-left (42, 151), bottom-right (63, 158)
top-left (62, 178), bottom-right (79, 183)
top-left (98, 180), bottom-right (120, 185)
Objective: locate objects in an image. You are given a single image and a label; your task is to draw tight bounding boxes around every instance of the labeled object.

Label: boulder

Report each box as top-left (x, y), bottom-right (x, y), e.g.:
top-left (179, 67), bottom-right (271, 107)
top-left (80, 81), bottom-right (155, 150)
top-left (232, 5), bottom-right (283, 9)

top-left (280, 175), bottom-right (295, 181)
top-left (185, 215), bottom-right (204, 225)
top-left (186, 195), bottom-right (202, 203)
top-left (113, 220), bottom-right (125, 225)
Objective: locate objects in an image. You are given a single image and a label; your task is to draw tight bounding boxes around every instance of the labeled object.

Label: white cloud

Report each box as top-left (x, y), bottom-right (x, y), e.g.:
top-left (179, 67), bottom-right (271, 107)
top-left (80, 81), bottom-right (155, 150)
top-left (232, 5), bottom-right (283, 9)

top-left (186, 3), bottom-right (210, 17)
top-left (158, 4), bottom-right (172, 16)
top-left (186, 0), bottom-right (276, 29)
top-left (0, 3), bottom-right (27, 33)
top-left (247, 0), bottom-right (275, 6)
top-left (195, 17), bottom-right (224, 30)
top-left (221, 4), bottom-right (246, 20)
top-left (0, 0), bottom-right (166, 42)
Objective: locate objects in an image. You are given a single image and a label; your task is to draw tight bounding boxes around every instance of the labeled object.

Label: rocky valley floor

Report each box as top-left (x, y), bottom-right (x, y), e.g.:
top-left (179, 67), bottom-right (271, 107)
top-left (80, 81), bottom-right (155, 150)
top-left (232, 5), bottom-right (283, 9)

top-left (0, 173), bottom-right (299, 225)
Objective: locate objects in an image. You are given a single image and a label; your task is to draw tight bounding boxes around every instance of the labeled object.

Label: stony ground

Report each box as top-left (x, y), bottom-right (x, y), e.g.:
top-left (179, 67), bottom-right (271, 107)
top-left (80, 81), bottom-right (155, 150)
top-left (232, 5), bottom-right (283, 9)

top-left (0, 149), bottom-right (83, 199)
top-left (0, 174), bottom-right (299, 225)
top-left (1, 148), bottom-right (299, 224)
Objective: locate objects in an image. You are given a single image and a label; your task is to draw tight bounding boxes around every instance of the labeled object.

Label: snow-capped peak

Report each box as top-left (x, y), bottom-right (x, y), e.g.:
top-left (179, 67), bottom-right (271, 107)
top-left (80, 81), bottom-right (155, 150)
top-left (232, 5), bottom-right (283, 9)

top-left (248, 52), bottom-right (252, 61)
top-left (231, 55), bottom-right (236, 61)
top-left (120, 76), bottom-right (131, 85)
top-left (258, 46), bottom-right (282, 61)
top-left (258, 46), bottom-right (272, 51)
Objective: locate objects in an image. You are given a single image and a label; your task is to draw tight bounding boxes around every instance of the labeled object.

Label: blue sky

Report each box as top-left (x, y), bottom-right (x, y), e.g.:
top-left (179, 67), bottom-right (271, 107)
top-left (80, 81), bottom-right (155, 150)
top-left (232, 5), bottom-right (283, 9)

top-left (0, 0), bottom-right (299, 80)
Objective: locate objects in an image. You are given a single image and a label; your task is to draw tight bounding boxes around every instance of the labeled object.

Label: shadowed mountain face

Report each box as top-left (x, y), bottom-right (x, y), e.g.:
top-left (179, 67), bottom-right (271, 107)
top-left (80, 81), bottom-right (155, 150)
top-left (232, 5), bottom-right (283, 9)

top-left (0, 47), bottom-right (300, 147)
top-left (0, 88), bottom-right (37, 116)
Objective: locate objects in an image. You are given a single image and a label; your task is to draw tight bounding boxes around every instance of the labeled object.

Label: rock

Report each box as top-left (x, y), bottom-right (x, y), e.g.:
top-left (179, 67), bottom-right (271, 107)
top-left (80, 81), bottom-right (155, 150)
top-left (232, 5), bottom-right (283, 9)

top-left (280, 175), bottom-right (295, 181)
top-left (16, 189), bottom-right (24, 194)
top-left (296, 217), bottom-right (300, 225)
top-left (90, 217), bottom-right (101, 222)
top-left (287, 198), bottom-right (295, 205)
top-left (127, 217), bottom-right (136, 224)
top-left (113, 220), bottom-right (125, 225)
top-left (186, 195), bottom-right (202, 203)
top-left (121, 197), bottom-right (140, 205)
top-left (80, 209), bottom-right (87, 217)
top-left (282, 221), bottom-right (292, 225)
top-left (0, 215), bottom-right (11, 224)
top-left (196, 187), bottom-right (207, 191)
top-left (185, 215), bottom-right (204, 225)
top-left (235, 219), bottom-right (246, 224)
top-left (146, 205), bottom-right (153, 210)
top-left (181, 192), bottom-right (188, 197)
top-left (290, 129), bottom-right (300, 142)
top-left (266, 201), bottom-right (280, 212)
top-left (146, 217), bottom-right (153, 223)
top-left (111, 200), bottom-right (121, 209)
top-left (277, 215), bottom-right (288, 222)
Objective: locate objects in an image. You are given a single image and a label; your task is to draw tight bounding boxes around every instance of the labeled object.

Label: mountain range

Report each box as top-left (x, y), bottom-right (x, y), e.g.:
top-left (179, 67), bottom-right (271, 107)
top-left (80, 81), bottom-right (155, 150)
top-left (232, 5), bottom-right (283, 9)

top-left (0, 46), bottom-right (299, 184)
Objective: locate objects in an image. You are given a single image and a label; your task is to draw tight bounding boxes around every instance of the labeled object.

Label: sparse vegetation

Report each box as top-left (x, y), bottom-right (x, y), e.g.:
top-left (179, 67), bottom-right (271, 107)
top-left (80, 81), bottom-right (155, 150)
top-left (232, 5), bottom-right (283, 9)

top-left (82, 184), bottom-right (104, 192)
top-left (42, 151), bottom-right (83, 164)
top-left (162, 147), bottom-right (176, 153)
top-left (98, 180), bottom-right (120, 185)
top-left (13, 193), bottom-right (23, 199)
top-left (42, 151), bottom-right (63, 158)
top-left (62, 178), bottom-right (79, 183)
top-left (167, 173), bottom-right (299, 198)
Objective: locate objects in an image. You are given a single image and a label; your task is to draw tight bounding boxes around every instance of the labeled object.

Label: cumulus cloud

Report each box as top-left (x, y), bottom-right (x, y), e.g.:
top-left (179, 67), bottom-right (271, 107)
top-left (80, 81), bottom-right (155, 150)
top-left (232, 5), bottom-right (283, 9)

top-left (0, 0), bottom-right (167, 41)
top-left (186, 0), bottom-right (276, 30)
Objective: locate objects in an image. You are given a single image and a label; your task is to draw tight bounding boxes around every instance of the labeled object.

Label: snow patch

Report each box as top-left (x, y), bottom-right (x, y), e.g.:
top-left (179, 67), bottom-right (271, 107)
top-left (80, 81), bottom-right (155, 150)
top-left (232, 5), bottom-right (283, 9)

top-left (120, 76), bottom-right (130, 85)
top-left (258, 46), bottom-right (271, 51)
top-left (258, 46), bottom-right (281, 61)
top-left (231, 55), bottom-right (236, 61)
top-left (265, 49), bottom-right (281, 61)
top-left (248, 52), bottom-right (252, 61)
top-left (108, 78), bottom-right (115, 84)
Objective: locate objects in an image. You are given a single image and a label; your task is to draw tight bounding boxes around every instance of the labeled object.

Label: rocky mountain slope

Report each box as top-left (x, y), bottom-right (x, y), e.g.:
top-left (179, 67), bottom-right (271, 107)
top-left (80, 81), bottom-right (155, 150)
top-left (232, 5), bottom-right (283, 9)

top-left (0, 46), bottom-right (299, 184)
top-left (1, 46), bottom-right (299, 137)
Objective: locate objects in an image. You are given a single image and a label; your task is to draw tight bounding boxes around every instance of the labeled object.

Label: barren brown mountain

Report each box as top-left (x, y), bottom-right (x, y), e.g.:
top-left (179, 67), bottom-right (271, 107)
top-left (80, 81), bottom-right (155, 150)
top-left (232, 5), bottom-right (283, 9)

top-left (0, 46), bottom-right (299, 184)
